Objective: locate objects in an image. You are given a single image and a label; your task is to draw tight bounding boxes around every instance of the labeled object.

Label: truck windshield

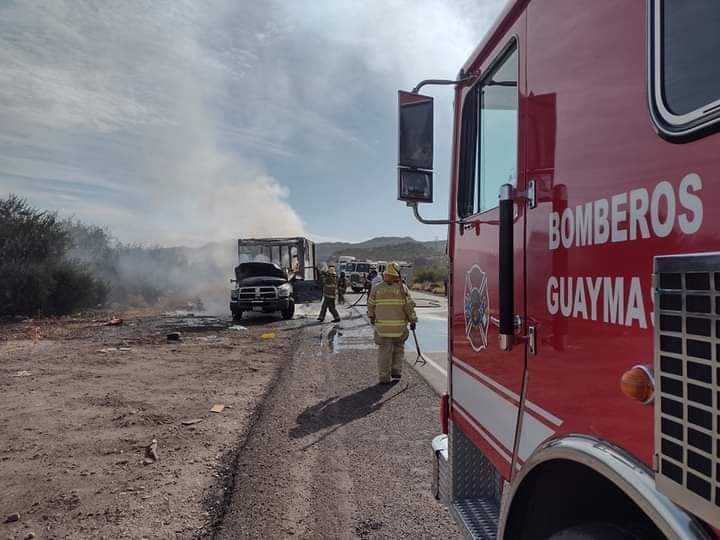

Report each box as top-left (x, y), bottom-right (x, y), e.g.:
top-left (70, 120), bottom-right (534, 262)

top-left (356, 263), bottom-right (370, 273)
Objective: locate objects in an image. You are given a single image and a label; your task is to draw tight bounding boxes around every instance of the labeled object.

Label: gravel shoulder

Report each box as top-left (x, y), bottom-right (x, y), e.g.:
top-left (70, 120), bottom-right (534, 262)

top-left (215, 306), bottom-right (460, 539)
top-left (0, 310), bottom-right (294, 539)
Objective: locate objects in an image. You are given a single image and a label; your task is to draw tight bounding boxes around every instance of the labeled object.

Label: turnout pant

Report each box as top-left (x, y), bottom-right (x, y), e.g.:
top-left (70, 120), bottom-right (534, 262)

top-left (318, 297), bottom-right (340, 321)
top-left (374, 331), bottom-right (408, 383)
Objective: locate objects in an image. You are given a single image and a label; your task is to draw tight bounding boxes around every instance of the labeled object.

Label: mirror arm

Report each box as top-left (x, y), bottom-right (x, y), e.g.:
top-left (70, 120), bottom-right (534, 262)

top-left (407, 201), bottom-right (475, 226)
top-left (409, 201), bottom-right (452, 225)
top-left (411, 76), bottom-right (474, 94)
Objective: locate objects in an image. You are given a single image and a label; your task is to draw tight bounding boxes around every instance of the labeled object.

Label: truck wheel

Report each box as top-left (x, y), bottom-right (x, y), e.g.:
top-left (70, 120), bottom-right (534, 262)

top-left (281, 300), bottom-right (295, 320)
top-left (548, 523), bottom-right (642, 540)
top-left (232, 311), bottom-right (243, 321)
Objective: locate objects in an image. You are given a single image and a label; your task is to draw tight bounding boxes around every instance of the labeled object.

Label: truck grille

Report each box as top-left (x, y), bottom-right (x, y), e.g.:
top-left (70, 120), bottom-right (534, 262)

top-left (654, 253), bottom-right (720, 529)
top-left (238, 286), bottom-right (277, 301)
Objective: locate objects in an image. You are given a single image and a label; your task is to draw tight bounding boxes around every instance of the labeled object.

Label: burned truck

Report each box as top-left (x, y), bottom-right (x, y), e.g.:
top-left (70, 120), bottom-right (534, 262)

top-left (229, 237), bottom-right (321, 320)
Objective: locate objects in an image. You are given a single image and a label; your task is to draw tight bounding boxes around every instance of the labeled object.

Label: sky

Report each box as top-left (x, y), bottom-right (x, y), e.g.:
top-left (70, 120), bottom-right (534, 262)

top-left (0, 0), bottom-right (506, 246)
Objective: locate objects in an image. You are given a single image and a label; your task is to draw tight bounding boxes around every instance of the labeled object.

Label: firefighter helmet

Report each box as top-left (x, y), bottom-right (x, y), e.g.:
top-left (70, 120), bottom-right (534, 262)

top-left (383, 261), bottom-right (401, 279)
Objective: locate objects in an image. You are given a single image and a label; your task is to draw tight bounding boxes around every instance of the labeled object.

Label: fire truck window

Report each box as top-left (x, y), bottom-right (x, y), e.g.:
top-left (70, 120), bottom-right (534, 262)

top-left (477, 47), bottom-right (518, 213)
top-left (662, 2), bottom-right (720, 117)
top-left (457, 42), bottom-right (518, 218)
top-left (457, 87), bottom-right (479, 218)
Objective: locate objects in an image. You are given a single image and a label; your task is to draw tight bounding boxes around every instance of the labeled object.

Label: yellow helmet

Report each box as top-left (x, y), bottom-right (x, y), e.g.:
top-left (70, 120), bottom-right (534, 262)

top-left (383, 261), bottom-right (401, 279)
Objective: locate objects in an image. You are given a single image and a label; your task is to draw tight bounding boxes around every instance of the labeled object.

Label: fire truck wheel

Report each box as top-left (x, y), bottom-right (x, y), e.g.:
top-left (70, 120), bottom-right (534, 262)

top-left (548, 523), bottom-right (641, 540)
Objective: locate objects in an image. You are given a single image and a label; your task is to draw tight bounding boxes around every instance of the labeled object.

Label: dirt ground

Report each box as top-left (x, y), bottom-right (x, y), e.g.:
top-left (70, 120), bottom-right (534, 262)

top-left (0, 309), bottom-right (294, 539)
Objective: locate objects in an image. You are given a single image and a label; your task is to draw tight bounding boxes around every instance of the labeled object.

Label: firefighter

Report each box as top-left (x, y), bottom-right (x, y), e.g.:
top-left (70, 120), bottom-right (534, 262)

top-left (370, 268), bottom-right (383, 294)
top-left (365, 268), bottom-right (378, 296)
top-left (318, 265), bottom-right (341, 323)
top-left (367, 262), bottom-right (417, 384)
top-left (337, 271), bottom-right (347, 304)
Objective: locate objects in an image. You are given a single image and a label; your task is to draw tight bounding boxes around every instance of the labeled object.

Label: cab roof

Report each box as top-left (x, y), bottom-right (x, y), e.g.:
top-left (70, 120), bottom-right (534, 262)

top-left (461, 0), bottom-right (529, 76)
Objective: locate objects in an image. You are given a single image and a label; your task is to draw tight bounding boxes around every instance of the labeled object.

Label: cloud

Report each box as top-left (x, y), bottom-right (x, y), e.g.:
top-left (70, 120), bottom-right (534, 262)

top-left (0, 0), bottom-right (306, 245)
top-left (0, 0), bottom-right (507, 245)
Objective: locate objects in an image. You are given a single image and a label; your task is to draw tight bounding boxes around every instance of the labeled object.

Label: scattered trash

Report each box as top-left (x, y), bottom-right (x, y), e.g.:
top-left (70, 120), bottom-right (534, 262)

top-left (260, 333), bottom-right (275, 340)
top-left (24, 532), bottom-right (36, 540)
top-left (12, 370), bottom-right (31, 377)
top-left (4, 512), bottom-right (20, 523)
top-left (107, 318), bottom-right (123, 326)
top-left (143, 436), bottom-right (158, 465)
top-left (166, 332), bottom-right (182, 342)
top-left (228, 325), bottom-right (247, 331)
top-left (118, 347), bottom-right (132, 352)
top-left (181, 418), bottom-right (203, 426)
top-left (162, 310), bottom-right (194, 317)
top-left (210, 404), bottom-right (225, 413)
top-left (98, 347), bottom-right (132, 353)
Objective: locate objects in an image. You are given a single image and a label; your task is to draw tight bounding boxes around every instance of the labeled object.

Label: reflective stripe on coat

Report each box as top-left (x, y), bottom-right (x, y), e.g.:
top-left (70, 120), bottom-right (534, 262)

top-left (367, 281), bottom-right (417, 337)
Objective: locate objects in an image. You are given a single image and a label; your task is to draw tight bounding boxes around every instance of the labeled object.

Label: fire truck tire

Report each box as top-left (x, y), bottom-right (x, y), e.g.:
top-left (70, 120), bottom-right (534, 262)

top-left (548, 523), bottom-right (641, 540)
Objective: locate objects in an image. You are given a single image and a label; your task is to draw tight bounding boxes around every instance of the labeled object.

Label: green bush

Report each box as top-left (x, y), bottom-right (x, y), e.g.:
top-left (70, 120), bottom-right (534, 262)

top-left (44, 261), bottom-right (108, 315)
top-left (414, 264), bottom-right (448, 284)
top-left (0, 195), bottom-right (108, 317)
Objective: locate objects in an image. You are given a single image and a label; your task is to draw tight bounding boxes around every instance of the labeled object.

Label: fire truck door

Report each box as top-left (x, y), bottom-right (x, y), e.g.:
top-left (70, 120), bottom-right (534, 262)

top-left (451, 33), bottom-right (527, 480)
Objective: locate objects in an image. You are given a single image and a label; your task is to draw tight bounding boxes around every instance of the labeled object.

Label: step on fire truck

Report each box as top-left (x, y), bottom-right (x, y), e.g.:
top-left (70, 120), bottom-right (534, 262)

top-left (397, 1), bottom-right (720, 538)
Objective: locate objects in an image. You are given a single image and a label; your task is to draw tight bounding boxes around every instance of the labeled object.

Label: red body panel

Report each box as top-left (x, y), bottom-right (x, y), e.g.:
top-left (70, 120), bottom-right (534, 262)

top-left (448, 0), bottom-right (719, 485)
top-left (450, 10), bottom-right (527, 479)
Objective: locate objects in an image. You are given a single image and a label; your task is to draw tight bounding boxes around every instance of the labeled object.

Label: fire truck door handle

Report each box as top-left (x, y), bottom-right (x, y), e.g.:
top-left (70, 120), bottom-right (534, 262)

top-left (498, 184), bottom-right (514, 351)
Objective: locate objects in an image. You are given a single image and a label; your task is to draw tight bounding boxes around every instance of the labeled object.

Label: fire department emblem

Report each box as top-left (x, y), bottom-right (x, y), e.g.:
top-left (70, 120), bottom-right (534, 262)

top-left (464, 265), bottom-right (489, 352)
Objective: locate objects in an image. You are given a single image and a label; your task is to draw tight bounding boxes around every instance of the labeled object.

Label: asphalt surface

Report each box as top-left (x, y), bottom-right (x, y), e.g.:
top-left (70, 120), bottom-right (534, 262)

top-left (214, 300), bottom-right (459, 538)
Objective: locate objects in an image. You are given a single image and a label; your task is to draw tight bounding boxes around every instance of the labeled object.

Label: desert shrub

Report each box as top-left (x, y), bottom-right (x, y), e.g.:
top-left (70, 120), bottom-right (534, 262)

top-left (0, 195), bottom-right (108, 317)
top-left (414, 264), bottom-right (448, 283)
top-left (44, 261), bottom-right (108, 315)
top-left (0, 261), bottom-right (53, 316)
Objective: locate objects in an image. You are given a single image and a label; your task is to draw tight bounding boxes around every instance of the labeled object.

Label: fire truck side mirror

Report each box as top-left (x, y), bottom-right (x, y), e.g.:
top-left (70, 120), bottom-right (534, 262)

top-left (397, 90), bottom-right (434, 204)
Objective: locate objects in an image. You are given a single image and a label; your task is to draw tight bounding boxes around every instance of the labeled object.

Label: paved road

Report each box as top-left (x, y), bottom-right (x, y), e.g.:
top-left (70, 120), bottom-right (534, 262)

top-left (215, 300), bottom-right (459, 538)
top-left (340, 291), bottom-right (449, 395)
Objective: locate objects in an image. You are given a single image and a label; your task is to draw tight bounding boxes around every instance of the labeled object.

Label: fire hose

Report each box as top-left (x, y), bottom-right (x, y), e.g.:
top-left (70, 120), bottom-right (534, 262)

top-left (349, 289), bottom-right (367, 307)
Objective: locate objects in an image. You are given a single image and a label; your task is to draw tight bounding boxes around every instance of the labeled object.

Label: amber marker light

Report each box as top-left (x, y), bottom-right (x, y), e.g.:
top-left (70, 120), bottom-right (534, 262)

top-left (620, 365), bottom-right (655, 404)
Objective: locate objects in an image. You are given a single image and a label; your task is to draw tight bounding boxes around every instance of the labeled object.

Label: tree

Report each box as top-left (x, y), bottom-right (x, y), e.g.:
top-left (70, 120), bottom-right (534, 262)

top-left (0, 195), bottom-right (106, 316)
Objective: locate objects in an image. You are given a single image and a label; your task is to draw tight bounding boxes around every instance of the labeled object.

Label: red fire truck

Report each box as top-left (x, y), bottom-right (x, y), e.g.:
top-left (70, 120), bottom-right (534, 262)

top-left (397, 1), bottom-right (720, 538)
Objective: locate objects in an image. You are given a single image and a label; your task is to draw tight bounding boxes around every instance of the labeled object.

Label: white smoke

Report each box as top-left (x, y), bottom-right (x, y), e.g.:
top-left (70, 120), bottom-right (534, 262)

top-left (0, 0), bottom-right (305, 246)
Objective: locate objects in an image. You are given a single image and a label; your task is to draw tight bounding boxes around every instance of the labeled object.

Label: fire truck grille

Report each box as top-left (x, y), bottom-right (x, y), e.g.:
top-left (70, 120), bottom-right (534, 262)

top-left (238, 286), bottom-right (277, 301)
top-left (654, 253), bottom-right (720, 528)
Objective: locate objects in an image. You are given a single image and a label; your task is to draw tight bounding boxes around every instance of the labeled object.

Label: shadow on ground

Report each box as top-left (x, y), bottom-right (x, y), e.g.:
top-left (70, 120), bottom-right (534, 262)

top-left (289, 382), bottom-right (413, 444)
